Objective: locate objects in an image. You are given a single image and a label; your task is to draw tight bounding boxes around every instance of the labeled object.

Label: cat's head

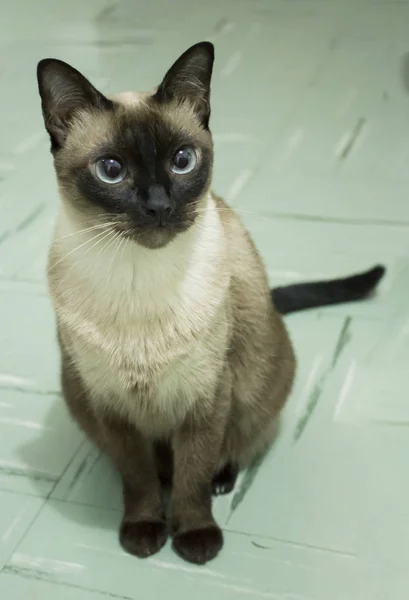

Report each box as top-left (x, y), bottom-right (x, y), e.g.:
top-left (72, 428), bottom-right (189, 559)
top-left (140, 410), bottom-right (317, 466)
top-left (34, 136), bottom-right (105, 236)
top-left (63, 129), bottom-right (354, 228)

top-left (37, 42), bottom-right (214, 249)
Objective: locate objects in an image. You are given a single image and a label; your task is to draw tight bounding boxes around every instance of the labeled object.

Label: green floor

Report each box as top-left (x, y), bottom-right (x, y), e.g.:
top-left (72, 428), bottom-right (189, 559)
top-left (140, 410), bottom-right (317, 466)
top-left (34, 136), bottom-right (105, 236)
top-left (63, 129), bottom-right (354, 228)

top-left (0, 0), bottom-right (408, 597)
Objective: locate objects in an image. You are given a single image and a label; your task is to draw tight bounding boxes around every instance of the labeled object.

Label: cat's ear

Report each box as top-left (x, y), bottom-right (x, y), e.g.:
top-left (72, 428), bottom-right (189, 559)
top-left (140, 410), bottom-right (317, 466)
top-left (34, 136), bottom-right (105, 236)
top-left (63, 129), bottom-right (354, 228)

top-left (37, 59), bottom-right (112, 150)
top-left (155, 41), bottom-right (214, 128)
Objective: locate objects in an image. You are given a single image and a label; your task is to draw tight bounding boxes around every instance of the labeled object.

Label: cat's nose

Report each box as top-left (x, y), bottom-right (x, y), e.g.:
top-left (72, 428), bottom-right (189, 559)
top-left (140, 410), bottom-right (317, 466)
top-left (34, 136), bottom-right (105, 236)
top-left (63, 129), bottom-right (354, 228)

top-left (145, 197), bottom-right (172, 219)
top-left (145, 185), bottom-right (173, 224)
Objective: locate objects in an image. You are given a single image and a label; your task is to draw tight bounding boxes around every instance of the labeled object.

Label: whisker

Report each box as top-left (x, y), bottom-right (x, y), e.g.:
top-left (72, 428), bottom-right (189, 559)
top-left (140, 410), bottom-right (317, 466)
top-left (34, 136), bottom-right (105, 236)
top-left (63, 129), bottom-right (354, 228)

top-left (193, 205), bottom-right (280, 228)
top-left (196, 206), bottom-right (270, 221)
top-left (193, 215), bottom-right (231, 229)
top-left (108, 232), bottom-right (127, 272)
top-left (94, 229), bottom-right (121, 261)
top-left (54, 228), bottom-right (117, 294)
top-left (48, 228), bottom-right (115, 273)
top-left (103, 230), bottom-right (123, 268)
top-left (55, 222), bottom-right (117, 242)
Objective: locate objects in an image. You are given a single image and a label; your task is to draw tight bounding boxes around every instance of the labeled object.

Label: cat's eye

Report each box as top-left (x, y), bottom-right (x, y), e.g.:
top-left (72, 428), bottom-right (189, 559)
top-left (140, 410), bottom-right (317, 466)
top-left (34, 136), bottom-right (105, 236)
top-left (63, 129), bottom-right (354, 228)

top-left (95, 158), bottom-right (127, 184)
top-left (171, 147), bottom-right (197, 175)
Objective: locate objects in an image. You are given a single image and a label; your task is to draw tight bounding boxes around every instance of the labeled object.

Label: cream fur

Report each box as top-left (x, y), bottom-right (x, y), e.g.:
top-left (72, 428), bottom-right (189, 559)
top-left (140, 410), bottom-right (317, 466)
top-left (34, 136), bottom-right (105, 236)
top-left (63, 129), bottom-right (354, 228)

top-left (49, 194), bottom-right (230, 436)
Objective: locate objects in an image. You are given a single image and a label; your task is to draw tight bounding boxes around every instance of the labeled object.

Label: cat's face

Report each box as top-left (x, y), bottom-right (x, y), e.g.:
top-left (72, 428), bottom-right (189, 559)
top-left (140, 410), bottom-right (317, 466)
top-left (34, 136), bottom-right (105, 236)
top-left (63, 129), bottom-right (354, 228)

top-left (37, 42), bottom-right (215, 249)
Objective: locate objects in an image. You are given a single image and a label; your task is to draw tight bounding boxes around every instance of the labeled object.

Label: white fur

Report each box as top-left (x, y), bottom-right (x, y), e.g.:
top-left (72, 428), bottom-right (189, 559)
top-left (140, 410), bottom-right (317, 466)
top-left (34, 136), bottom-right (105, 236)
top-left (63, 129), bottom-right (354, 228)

top-left (50, 195), bottom-right (230, 435)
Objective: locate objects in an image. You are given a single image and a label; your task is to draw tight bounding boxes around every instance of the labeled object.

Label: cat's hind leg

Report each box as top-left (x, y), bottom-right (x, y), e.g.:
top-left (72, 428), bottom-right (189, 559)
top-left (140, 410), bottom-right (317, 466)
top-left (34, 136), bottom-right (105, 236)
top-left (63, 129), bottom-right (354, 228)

top-left (212, 462), bottom-right (239, 495)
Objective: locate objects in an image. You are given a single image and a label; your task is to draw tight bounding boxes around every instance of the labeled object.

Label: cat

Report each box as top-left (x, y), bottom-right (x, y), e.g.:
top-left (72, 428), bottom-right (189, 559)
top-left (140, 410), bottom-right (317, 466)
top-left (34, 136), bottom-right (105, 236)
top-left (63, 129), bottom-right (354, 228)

top-left (37, 41), bottom-right (385, 565)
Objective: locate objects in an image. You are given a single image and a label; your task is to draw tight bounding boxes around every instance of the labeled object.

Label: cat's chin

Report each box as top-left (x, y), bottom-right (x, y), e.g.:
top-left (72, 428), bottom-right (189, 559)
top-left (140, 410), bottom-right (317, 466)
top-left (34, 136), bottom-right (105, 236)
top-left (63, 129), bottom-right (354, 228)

top-left (126, 228), bottom-right (178, 250)
top-left (117, 220), bottom-right (195, 250)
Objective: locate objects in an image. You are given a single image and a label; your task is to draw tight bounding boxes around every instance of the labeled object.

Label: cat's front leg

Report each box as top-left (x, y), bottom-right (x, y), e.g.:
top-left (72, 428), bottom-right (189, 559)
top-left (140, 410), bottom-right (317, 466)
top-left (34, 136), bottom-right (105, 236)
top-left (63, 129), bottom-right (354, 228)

top-left (116, 428), bottom-right (167, 559)
top-left (61, 354), bottom-right (167, 558)
top-left (171, 408), bottom-right (226, 564)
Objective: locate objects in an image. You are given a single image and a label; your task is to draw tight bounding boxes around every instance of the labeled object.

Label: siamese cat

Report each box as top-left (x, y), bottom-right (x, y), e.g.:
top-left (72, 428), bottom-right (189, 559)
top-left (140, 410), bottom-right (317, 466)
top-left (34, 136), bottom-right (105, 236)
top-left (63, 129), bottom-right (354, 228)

top-left (37, 41), bottom-right (385, 564)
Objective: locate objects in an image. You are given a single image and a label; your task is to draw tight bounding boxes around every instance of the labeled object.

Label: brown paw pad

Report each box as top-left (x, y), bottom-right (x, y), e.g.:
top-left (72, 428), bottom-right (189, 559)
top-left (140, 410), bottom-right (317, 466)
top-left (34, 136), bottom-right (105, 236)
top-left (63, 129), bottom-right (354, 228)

top-left (172, 526), bottom-right (223, 564)
top-left (120, 520), bottom-right (168, 558)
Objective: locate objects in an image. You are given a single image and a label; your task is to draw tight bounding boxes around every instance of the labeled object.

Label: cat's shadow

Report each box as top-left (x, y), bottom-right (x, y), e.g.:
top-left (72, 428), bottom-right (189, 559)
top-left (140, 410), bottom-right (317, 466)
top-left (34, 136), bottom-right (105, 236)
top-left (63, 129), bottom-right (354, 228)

top-left (17, 397), bottom-right (280, 533)
top-left (17, 398), bottom-right (123, 531)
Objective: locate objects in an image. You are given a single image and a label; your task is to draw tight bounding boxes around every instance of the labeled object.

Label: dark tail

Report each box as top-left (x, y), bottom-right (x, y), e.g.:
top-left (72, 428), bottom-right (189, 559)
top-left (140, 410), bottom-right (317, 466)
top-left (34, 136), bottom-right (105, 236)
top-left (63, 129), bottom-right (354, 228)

top-left (272, 265), bottom-right (385, 315)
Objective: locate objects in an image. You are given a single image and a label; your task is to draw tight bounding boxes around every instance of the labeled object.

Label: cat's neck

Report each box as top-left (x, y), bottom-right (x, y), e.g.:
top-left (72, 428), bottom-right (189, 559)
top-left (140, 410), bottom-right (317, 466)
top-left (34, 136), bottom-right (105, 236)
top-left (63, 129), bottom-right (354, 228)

top-left (50, 193), bottom-right (228, 321)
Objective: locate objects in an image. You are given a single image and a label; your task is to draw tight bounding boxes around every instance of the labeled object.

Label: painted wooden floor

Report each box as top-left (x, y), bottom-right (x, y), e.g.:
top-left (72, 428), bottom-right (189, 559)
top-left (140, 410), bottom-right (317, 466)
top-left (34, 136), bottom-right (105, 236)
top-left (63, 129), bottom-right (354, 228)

top-left (0, 0), bottom-right (408, 598)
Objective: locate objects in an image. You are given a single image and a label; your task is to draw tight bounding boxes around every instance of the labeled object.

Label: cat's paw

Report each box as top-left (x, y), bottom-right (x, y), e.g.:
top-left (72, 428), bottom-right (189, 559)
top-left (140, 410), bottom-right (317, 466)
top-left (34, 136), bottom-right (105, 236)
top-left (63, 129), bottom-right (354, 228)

top-left (120, 520), bottom-right (168, 558)
top-left (212, 463), bottom-right (239, 495)
top-left (172, 525), bottom-right (223, 564)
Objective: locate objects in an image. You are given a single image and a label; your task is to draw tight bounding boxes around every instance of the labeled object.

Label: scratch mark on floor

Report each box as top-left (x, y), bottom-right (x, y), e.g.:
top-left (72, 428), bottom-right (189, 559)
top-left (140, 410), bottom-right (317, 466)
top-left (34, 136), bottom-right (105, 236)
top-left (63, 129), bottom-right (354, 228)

top-left (0, 416), bottom-right (50, 430)
top-left (67, 455), bottom-right (92, 493)
top-left (214, 17), bottom-right (234, 34)
top-left (227, 453), bottom-right (264, 523)
top-left (0, 230), bottom-right (10, 247)
top-left (150, 557), bottom-right (226, 578)
top-left (12, 554), bottom-right (85, 574)
top-left (0, 374), bottom-right (59, 395)
top-left (0, 465), bottom-right (56, 482)
top-left (227, 529), bottom-right (357, 558)
top-left (331, 316), bottom-right (352, 368)
top-left (97, 2), bottom-right (119, 21)
top-left (226, 168), bottom-right (253, 201)
top-left (3, 565), bottom-right (134, 600)
top-left (283, 128), bottom-right (304, 160)
top-left (208, 579), bottom-right (303, 599)
top-left (251, 541), bottom-right (271, 550)
top-left (15, 203), bottom-right (46, 233)
top-left (255, 211), bottom-right (409, 228)
top-left (14, 132), bottom-right (45, 155)
top-left (338, 117), bottom-right (366, 160)
top-left (333, 362), bottom-right (356, 419)
top-left (89, 451), bottom-right (104, 471)
top-left (0, 385), bottom-right (59, 395)
top-left (293, 317), bottom-right (353, 442)
top-left (74, 543), bottom-right (126, 558)
top-left (93, 38), bottom-right (153, 47)
top-left (368, 418), bottom-right (409, 427)
top-left (2, 513), bottom-right (24, 542)
top-left (293, 381), bottom-right (323, 443)
top-left (0, 374), bottom-right (36, 389)
top-left (221, 52), bottom-right (242, 77)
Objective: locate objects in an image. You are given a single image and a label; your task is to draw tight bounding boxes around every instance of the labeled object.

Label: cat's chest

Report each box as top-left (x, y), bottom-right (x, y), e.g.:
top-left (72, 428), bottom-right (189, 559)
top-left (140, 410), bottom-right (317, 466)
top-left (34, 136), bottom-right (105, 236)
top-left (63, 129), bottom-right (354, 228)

top-left (62, 311), bottom-right (224, 434)
top-left (67, 312), bottom-right (196, 391)
top-left (52, 198), bottom-right (228, 432)
top-left (56, 257), bottom-right (228, 429)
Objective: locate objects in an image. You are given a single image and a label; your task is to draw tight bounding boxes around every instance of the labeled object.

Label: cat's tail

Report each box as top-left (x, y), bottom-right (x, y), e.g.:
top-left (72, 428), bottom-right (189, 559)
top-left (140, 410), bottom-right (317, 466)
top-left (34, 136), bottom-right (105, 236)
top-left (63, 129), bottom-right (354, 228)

top-left (271, 265), bottom-right (385, 315)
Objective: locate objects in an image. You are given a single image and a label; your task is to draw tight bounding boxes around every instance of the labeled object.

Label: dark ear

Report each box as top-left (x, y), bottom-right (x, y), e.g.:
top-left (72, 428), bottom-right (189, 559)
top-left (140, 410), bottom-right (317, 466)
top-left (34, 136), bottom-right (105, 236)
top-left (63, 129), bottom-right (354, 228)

top-left (37, 59), bottom-right (112, 151)
top-left (154, 42), bottom-right (214, 128)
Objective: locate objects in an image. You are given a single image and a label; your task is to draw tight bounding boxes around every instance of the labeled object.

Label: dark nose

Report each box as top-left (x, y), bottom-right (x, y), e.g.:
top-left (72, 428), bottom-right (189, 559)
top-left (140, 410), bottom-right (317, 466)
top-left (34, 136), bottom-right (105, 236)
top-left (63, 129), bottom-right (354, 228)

top-left (145, 185), bottom-right (173, 223)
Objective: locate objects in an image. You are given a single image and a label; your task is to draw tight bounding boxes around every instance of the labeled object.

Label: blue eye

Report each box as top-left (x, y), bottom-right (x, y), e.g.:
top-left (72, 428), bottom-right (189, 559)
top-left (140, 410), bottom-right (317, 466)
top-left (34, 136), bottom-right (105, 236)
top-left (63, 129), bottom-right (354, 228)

top-left (171, 147), bottom-right (197, 174)
top-left (95, 158), bottom-right (127, 184)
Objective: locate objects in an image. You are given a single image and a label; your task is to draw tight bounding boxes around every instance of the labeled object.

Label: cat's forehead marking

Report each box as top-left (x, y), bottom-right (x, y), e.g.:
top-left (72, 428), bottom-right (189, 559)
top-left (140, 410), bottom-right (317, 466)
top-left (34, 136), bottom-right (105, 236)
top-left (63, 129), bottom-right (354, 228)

top-left (63, 93), bottom-right (209, 163)
top-left (111, 90), bottom-right (155, 107)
